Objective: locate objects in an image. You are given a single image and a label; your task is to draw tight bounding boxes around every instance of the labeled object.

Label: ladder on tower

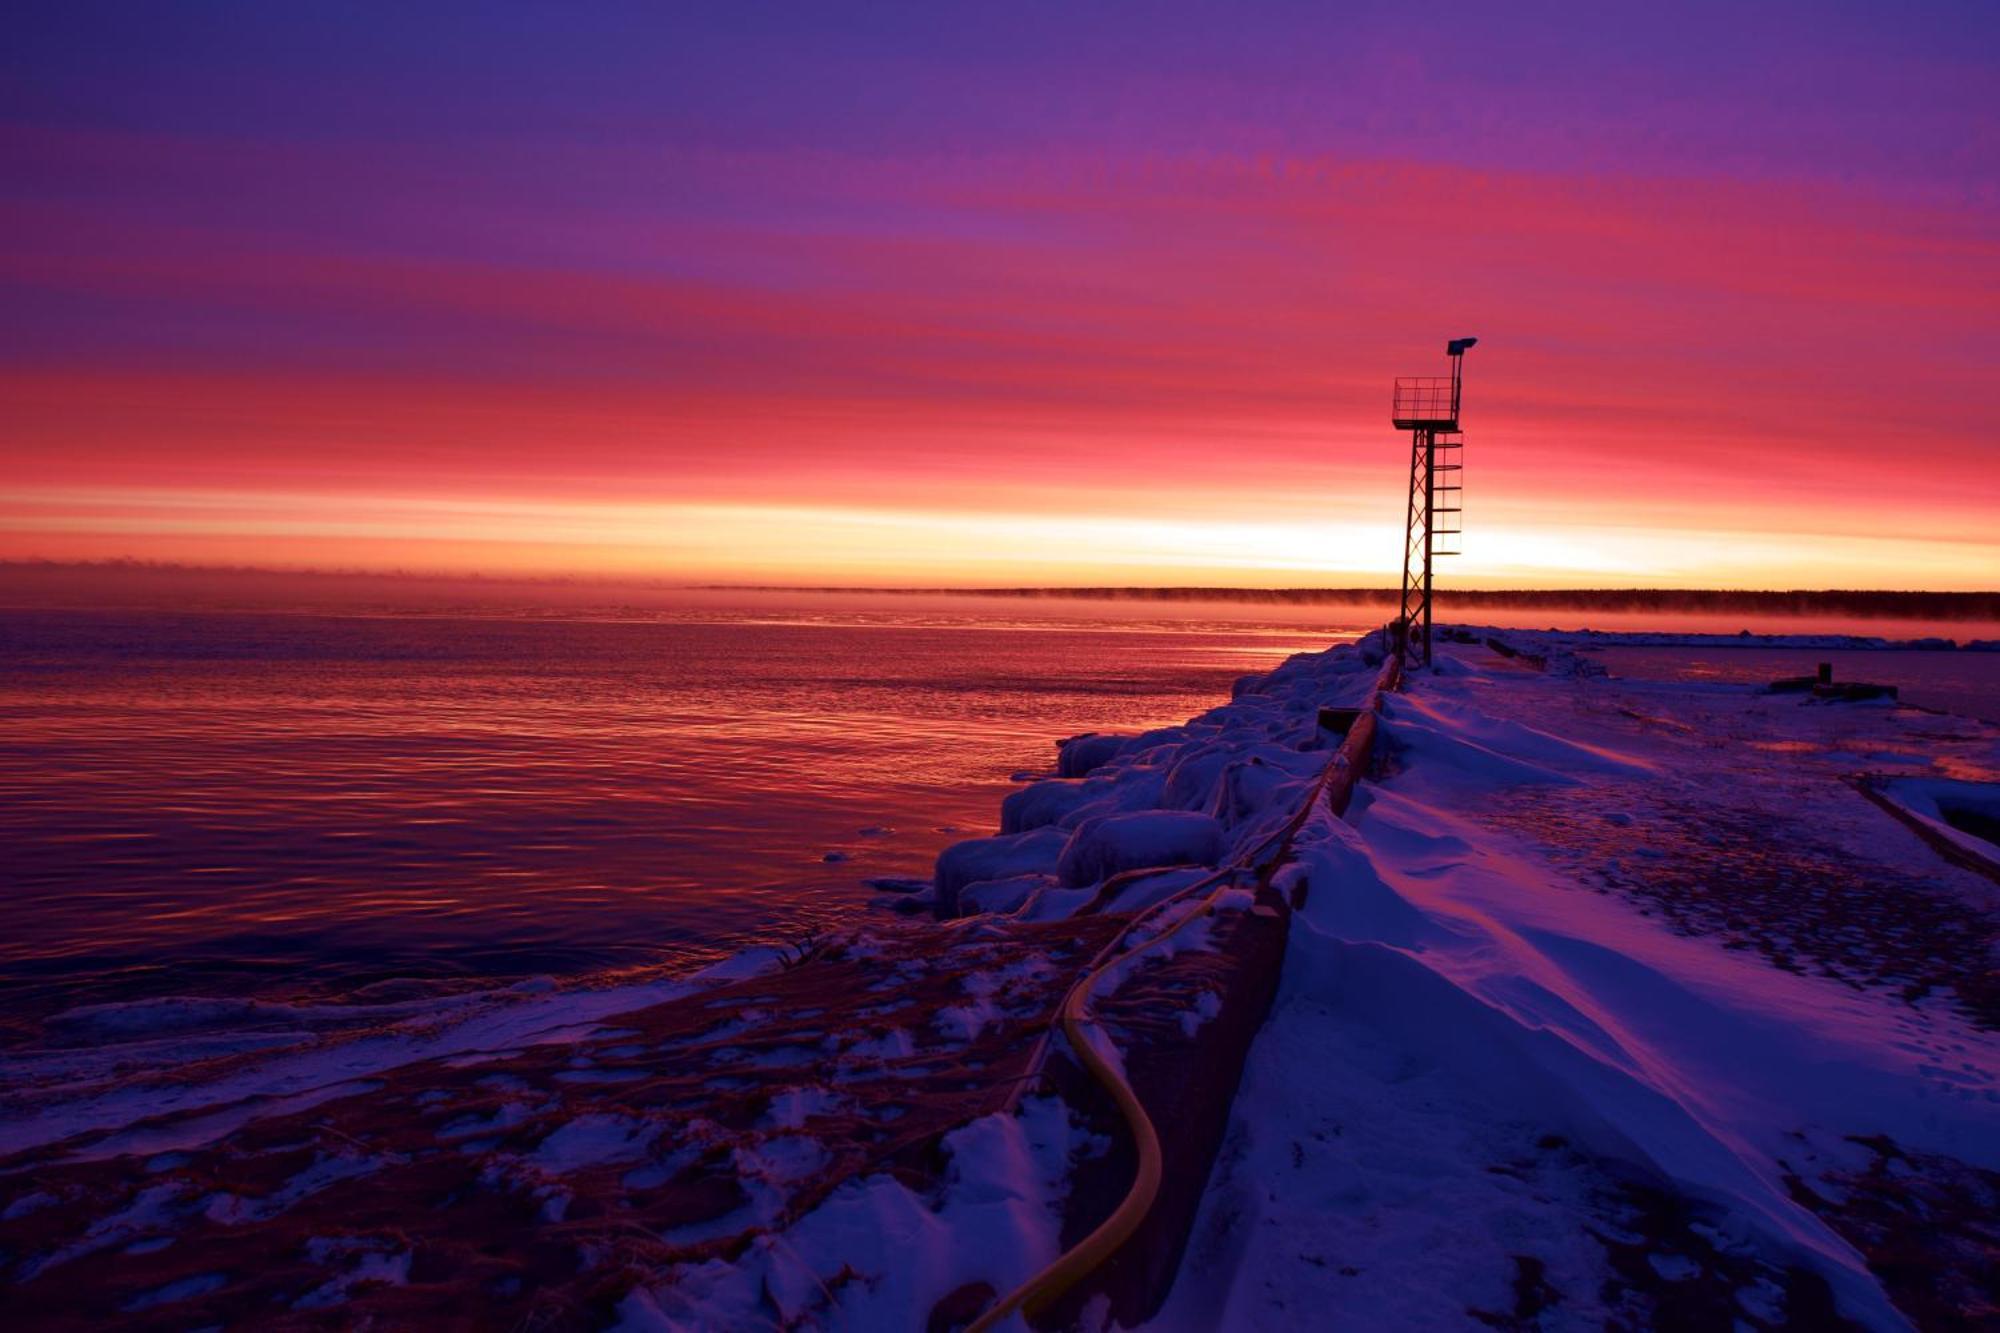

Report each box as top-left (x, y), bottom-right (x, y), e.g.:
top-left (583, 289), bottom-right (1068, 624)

top-left (1431, 433), bottom-right (1463, 557)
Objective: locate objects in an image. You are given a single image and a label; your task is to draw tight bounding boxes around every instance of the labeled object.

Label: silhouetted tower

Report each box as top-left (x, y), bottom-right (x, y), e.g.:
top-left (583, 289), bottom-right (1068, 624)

top-left (1393, 337), bottom-right (1477, 667)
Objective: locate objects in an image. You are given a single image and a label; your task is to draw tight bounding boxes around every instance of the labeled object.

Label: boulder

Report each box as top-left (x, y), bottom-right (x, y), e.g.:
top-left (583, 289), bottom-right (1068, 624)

top-left (933, 827), bottom-right (1068, 918)
top-left (1056, 810), bottom-right (1224, 888)
top-left (958, 873), bottom-right (1054, 917)
top-left (1057, 732), bottom-right (1130, 778)
top-left (1001, 779), bottom-right (1096, 834)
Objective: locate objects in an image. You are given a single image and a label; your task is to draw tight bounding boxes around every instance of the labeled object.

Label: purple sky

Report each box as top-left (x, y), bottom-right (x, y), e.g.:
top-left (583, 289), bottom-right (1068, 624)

top-left (5, 2), bottom-right (1997, 586)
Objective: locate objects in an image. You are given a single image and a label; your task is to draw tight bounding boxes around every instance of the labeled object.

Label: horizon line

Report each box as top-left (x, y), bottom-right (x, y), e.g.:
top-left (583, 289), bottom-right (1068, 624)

top-left (1, 559), bottom-right (1996, 607)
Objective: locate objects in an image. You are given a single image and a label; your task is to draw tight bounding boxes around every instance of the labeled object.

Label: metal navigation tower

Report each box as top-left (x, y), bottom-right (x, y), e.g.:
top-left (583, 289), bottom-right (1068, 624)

top-left (1393, 337), bottom-right (1477, 667)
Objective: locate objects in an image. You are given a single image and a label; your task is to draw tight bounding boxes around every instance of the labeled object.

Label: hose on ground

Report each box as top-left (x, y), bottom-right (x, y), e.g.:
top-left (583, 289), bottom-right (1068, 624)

top-left (967, 647), bottom-right (1401, 1330)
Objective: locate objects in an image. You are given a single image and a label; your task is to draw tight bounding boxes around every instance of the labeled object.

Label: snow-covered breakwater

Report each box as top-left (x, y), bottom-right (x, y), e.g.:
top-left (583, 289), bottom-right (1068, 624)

top-left (1164, 627), bottom-right (1999, 1331)
top-left (645, 624), bottom-right (1997, 1329)
top-left (924, 632), bottom-right (1394, 922)
top-left (916, 625), bottom-right (1998, 1329)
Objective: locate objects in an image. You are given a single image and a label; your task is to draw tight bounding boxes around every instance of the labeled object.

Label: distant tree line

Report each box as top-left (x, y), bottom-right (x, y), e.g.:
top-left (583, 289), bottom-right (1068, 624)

top-left (783, 585), bottom-right (2000, 621)
top-left (4, 562), bottom-right (1994, 621)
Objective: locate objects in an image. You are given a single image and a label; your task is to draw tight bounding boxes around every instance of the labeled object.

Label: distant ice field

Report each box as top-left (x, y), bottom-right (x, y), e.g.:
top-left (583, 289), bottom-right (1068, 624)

top-left (1590, 646), bottom-right (2000, 723)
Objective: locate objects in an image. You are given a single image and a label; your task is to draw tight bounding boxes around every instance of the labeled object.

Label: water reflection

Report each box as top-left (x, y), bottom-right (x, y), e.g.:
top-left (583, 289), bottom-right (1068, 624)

top-left (0, 606), bottom-right (1357, 1035)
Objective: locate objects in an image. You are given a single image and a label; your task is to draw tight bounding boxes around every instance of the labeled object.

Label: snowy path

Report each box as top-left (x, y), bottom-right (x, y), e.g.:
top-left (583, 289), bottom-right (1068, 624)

top-left (1158, 636), bottom-right (1999, 1331)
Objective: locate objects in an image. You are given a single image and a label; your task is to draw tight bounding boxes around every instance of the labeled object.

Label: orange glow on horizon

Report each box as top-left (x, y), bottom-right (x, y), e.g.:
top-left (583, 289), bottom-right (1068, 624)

top-left (4, 140), bottom-right (1995, 591)
top-left (4, 482), bottom-right (1994, 592)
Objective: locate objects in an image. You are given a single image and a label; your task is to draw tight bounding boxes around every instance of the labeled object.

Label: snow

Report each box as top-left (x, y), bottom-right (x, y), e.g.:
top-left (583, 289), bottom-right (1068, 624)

top-left (122, 1272), bottom-right (228, 1313)
top-left (293, 1239), bottom-right (413, 1310)
top-left (1100, 866), bottom-right (1214, 915)
top-left (1058, 732), bottom-right (1134, 778)
top-left (18, 1180), bottom-right (193, 1280)
top-left (1002, 777), bottom-right (1106, 833)
top-left (202, 1151), bottom-right (385, 1224)
top-left (934, 827), bottom-right (1069, 916)
top-left (1158, 631), bottom-right (2000, 1331)
top-left (61, 1078), bottom-right (388, 1165)
top-left (438, 1101), bottom-right (535, 1140)
top-left (1538, 629), bottom-right (1987, 652)
top-left (936, 959), bottom-right (1061, 1046)
top-left (616, 1097), bottom-right (1089, 1331)
top-left (762, 1086), bottom-right (848, 1130)
top-left (0, 950), bottom-right (784, 1159)
top-left (959, 872), bottom-right (1055, 916)
top-left (841, 1028), bottom-right (917, 1064)
top-left (937, 633), bottom-right (1387, 922)
top-left (936, 995), bottom-right (1003, 1044)
top-left (1377, 687), bottom-right (1658, 786)
top-left (1054, 810), bottom-right (1224, 887)
top-left (40, 992), bottom-right (482, 1042)
top-left (736, 1134), bottom-right (828, 1185)
top-left (1178, 989), bottom-right (1222, 1038)
top-left (1, 1190), bottom-right (56, 1221)
top-left (1876, 776), bottom-right (2000, 870)
top-left (9, 624), bottom-right (1992, 1328)
top-left (529, 1113), bottom-right (659, 1173)
top-left (1158, 937), bottom-right (1637, 1330)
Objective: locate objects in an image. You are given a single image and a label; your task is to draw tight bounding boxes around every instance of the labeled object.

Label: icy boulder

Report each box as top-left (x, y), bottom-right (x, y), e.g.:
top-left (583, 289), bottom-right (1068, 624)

top-left (1098, 866), bottom-right (1215, 915)
top-left (1160, 742), bottom-right (1244, 811)
top-left (1056, 811), bottom-right (1224, 888)
top-left (958, 873), bottom-right (1056, 917)
top-left (1001, 779), bottom-right (1099, 834)
top-left (1061, 732), bottom-right (1138, 778)
top-left (934, 827), bottom-right (1068, 918)
top-left (1206, 753), bottom-right (1320, 828)
top-left (1002, 766), bottom-right (1173, 835)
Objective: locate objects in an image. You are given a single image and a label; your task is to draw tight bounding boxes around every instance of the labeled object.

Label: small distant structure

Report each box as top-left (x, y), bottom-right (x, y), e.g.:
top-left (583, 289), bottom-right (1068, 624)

top-left (1393, 337), bottom-right (1476, 667)
top-left (1768, 661), bottom-right (1899, 702)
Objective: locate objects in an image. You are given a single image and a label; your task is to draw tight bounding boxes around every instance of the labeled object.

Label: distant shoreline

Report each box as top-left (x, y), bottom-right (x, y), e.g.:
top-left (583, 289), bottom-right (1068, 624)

top-left (1, 561), bottom-right (1995, 621)
top-left (701, 584), bottom-right (2000, 620)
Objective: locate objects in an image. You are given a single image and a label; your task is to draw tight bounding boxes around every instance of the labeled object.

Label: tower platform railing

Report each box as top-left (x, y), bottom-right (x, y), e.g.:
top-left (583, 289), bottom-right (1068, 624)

top-left (1392, 376), bottom-right (1459, 429)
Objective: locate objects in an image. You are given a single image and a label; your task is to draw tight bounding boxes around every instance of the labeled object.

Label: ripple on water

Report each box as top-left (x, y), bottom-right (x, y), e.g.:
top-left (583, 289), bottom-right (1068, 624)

top-left (0, 607), bottom-right (1357, 1034)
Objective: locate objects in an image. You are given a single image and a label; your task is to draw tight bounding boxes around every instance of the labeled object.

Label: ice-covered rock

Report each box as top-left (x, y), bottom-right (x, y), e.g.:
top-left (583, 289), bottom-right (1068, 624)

top-left (1056, 732), bottom-right (1130, 778)
top-left (958, 873), bottom-right (1057, 917)
top-left (1055, 810), bottom-right (1224, 888)
top-left (1086, 764), bottom-right (1169, 816)
top-left (1098, 865), bottom-right (1214, 915)
top-left (1204, 752), bottom-right (1321, 828)
top-left (1001, 779), bottom-right (1097, 834)
top-left (933, 827), bottom-right (1068, 917)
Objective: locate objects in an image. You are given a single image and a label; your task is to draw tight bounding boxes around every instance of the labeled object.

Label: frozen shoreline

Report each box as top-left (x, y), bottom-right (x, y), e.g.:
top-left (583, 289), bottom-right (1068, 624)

top-left (3, 627), bottom-right (1996, 1328)
top-left (1534, 629), bottom-right (2000, 651)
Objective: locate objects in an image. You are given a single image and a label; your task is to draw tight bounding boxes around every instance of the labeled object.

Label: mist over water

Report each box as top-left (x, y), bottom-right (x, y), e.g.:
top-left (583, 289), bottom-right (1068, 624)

top-left (6, 563), bottom-right (1994, 640)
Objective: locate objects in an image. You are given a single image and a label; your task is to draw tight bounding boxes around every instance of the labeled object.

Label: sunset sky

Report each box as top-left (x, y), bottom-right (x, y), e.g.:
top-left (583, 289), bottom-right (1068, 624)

top-left (4, 2), bottom-right (1997, 589)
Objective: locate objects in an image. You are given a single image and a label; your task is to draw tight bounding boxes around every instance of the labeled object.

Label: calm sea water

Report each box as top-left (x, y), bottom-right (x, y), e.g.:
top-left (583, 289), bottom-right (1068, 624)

top-left (0, 604), bottom-right (1355, 1040)
top-left (5, 597), bottom-right (1993, 1045)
